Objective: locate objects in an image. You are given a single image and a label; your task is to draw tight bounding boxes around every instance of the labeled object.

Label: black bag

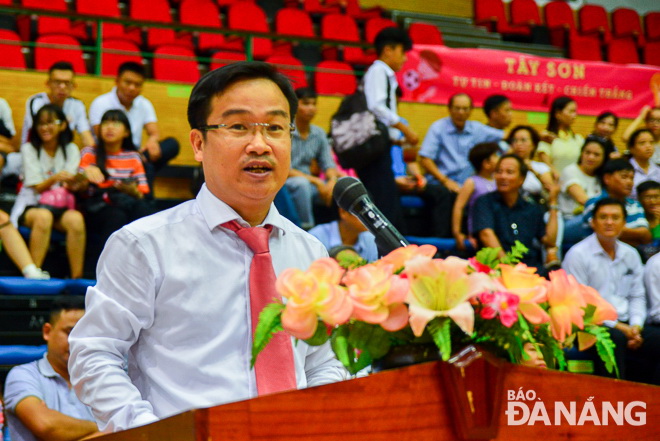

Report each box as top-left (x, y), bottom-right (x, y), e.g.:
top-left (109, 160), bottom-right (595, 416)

top-left (329, 76), bottom-right (391, 170)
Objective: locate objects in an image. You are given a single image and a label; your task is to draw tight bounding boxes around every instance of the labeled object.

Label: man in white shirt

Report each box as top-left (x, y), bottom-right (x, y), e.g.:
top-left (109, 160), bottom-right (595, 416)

top-left (88, 61), bottom-right (180, 193)
top-left (68, 62), bottom-right (348, 433)
top-left (563, 197), bottom-right (660, 384)
top-left (21, 61), bottom-right (94, 148)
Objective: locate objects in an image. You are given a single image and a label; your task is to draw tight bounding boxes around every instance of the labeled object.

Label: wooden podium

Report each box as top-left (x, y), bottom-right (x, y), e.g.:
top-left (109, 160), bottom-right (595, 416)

top-left (95, 352), bottom-right (659, 441)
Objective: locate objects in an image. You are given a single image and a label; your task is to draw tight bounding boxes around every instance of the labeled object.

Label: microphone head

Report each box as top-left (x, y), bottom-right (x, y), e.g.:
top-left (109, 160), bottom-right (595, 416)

top-left (333, 176), bottom-right (369, 212)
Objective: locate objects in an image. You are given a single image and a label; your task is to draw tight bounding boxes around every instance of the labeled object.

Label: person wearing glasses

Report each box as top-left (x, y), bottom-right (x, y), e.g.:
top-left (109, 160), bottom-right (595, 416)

top-left (68, 62), bottom-right (348, 433)
top-left (472, 154), bottom-right (559, 272)
top-left (21, 61), bottom-right (94, 147)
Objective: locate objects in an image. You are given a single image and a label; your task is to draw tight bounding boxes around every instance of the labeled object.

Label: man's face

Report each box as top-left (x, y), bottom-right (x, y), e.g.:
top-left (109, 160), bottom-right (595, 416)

top-left (591, 204), bottom-right (626, 240)
top-left (116, 70), bottom-right (145, 105)
top-left (449, 95), bottom-right (472, 127)
top-left (191, 78), bottom-right (291, 216)
top-left (639, 188), bottom-right (660, 214)
top-left (490, 100), bottom-right (512, 129)
top-left (46, 69), bottom-right (75, 103)
top-left (603, 170), bottom-right (634, 198)
top-left (494, 157), bottom-right (524, 193)
top-left (43, 309), bottom-right (84, 372)
top-left (296, 97), bottom-right (317, 124)
top-left (385, 44), bottom-right (407, 72)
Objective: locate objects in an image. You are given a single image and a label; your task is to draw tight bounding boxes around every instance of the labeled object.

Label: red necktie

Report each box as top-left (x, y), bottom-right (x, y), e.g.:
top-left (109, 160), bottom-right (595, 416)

top-left (222, 220), bottom-right (297, 395)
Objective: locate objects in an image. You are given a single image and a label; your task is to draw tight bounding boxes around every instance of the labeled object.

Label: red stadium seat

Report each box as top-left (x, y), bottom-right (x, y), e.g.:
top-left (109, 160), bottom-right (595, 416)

top-left (578, 4), bottom-right (611, 43)
top-left (544, 0), bottom-right (576, 48)
top-left (153, 45), bottom-right (200, 83)
top-left (475, 0), bottom-right (530, 37)
top-left (19, 0), bottom-right (88, 41)
top-left (364, 18), bottom-right (397, 44)
top-left (266, 54), bottom-right (308, 88)
top-left (130, 0), bottom-right (192, 50)
top-left (320, 14), bottom-right (373, 66)
top-left (274, 8), bottom-right (315, 55)
top-left (227, 2), bottom-right (273, 60)
top-left (645, 12), bottom-right (660, 42)
top-left (302, 0), bottom-right (341, 16)
top-left (612, 8), bottom-right (645, 47)
top-left (643, 41), bottom-right (660, 66)
top-left (0, 30), bottom-right (26, 69)
top-left (408, 23), bottom-right (443, 45)
top-left (326, 0), bottom-right (382, 20)
top-left (607, 37), bottom-right (640, 64)
top-left (569, 34), bottom-right (602, 61)
top-left (77, 0), bottom-right (142, 45)
top-left (180, 0), bottom-right (240, 52)
top-left (314, 60), bottom-right (356, 95)
top-left (209, 51), bottom-right (246, 70)
top-left (101, 39), bottom-right (142, 76)
top-left (509, 0), bottom-right (542, 33)
top-left (34, 34), bottom-right (86, 73)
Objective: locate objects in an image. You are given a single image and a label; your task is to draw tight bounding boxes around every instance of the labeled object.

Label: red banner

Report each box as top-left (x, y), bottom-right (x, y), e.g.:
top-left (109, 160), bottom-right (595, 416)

top-left (397, 45), bottom-right (660, 118)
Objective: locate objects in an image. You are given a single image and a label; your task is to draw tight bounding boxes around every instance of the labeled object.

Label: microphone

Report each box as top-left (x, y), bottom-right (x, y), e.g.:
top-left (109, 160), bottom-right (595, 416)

top-left (333, 177), bottom-right (409, 255)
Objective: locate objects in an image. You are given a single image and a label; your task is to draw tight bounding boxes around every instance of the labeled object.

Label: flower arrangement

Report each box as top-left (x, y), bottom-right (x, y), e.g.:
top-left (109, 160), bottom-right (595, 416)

top-left (252, 242), bottom-right (619, 376)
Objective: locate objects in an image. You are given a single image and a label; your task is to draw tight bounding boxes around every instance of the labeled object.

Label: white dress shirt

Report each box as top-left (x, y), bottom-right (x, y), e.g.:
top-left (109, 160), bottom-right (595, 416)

top-left (363, 60), bottom-right (400, 139)
top-left (644, 252), bottom-right (660, 325)
top-left (563, 233), bottom-right (647, 327)
top-left (21, 92), bottom-right (91, 144)
top-left (68, 184), bottom-right (348, 432)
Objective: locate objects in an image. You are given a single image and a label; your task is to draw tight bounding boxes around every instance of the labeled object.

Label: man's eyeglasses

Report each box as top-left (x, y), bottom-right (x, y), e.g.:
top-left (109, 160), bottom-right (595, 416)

top-left (198, 122), bottom-right (295, 141)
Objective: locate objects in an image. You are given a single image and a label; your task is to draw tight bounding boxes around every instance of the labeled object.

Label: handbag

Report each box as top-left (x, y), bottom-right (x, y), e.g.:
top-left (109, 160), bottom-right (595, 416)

top-left (38, 186), bottom-right (76, 210)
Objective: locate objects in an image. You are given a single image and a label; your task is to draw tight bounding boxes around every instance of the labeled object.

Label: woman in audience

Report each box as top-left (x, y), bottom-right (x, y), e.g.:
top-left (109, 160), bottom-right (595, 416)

top-left (473, 154), bottom-right (559, 272)
top-left (0, 209), bottom-right (49, 278)
top-left (79, 110), bottom-right (154, 264)
top-left (10, 104), bottom-right (85, 278)
top-left (451, 142), bottom-right (499, 252)
top-left (507, 125), bottom-right (558, 202)
top-left (622, 105), bottom-right (660, 164)
top-left (559, 137), bottom-right (607, 243)
top-left (628, 128), bottom-right (660, 199)
top-left (537, 96), bottom-right (584, 178)
top-left (589, 111), bottom-right (620, 159)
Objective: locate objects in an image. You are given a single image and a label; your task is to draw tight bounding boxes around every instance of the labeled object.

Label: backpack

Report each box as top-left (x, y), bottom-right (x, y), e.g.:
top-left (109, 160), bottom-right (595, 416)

top-left (329, 75), bottom-right (391, 170)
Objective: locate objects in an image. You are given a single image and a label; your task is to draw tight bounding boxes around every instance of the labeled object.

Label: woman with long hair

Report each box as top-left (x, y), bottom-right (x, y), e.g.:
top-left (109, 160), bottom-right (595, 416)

top-left (10, 103), bottom-right (85, 278)
top-left (590, 111), bottom-right (621, 159)
top-left (537, 96), bottom-right (585, 179)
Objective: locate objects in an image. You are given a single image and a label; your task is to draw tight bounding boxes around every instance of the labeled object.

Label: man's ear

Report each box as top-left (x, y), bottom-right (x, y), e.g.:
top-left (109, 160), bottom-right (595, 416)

top-left (42, 322), bottom-right (52, 343)
top-left (190, 129), bottom-right (204, 163)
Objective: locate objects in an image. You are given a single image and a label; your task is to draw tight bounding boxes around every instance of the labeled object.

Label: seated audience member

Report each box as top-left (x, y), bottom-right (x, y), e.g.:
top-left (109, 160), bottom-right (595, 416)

top-left (559, 137), bottom-right (607, 244)
top-left (537, 96), bottom-right (584, 178)
top-left (21, 61), bottom-right (94, 148)
top-left (637, 180), bottom-right (660, 261)
top-left (285, 87), bottom-right (339, 230)
top-left (473, 154), bottom-right (559, 271)
top-left (10, 104), bottom-right (85, 279)
top-left (419, 93), bottom-right (503, 193)
top-left (622, 105), bottom-right (660, 164)
top-left (628, 128), bottom-right (660, 199)
top-left (582, 159), bottom-right (652, 246)
top-left (589, 111), bottom-right (621, 159)
top-left (79, 110), bottom-right (154, 265)
top-left (451, 142), bottom-right (499, 251)
top-left (89, 62), bottom-right (180, 193)
top-left (0, 209), bottom-right (49, 278)
top-left (645, 251), bottom-right (660, 329)
top-left (507, 125), bottom-right (557, 202)
top-left (483, 94), bottom-right (512, 153)
top-left (564, 198), bottom-right (660, 385)
top-left (0, 96), bottom-right (17, 174)
top-left (3, 298), bottom-right (100, 441)
top-left (309, 206), bottom-right (378, 262)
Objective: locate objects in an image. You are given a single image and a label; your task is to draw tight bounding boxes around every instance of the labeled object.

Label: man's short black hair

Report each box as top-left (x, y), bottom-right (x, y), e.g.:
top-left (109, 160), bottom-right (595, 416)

top-left (187, 61), bottom-right (298, 131)
top-left (374, 26), bottom-right (412, 57)
top-left (295, 87), bottom-right (317, 100)
top-left (593, 197), bottom-right (627, 219)
top-left (483, 94), bottom-right (510, 118)
top-left (49, 61), bottom-right (74, 75)
top-left (468, 142), bottom-right (500, 171)
top-left (498, 153), bottom-right (528, 178)
top-left (637, 180), bottom-right (660, 197)
top-left (118, 61), bottom-right (146, 78)
top-left (49, 297), bottom-right (85, 325)
top-left (448, 92), bottom-right (472, 108)
top-left (602, 158), bottom-right (634, 176)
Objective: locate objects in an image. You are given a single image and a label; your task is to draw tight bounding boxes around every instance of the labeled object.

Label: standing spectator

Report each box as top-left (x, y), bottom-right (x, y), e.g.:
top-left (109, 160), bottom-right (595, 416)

top-left (3, 298), bottom-right (100, 441)
top-left (582, 159), bottom-right (652, 246)
top-left (473, 154), bottom-right (559, 270)
top-left (564, 198), bottom-right (660, 384)
top-left (0, 96), bottom-right (17, 175)
top-left (628, 128), bottom-right (660, 199)
top-left (537, 96), bottom-right (584, 178)
top-left (622, 106), bottom-right (660, 164)
top-left (451, 142), bottom-right (499, 251)
top-left (589, 111), bottom-right (621, 159)
top-left (309, 206), bottom-right (378, 262)
top-left (89, 62), bottom-right (180, 194)
top-left (361, 27), bottom-right (417, 230)
top-left (21, 61), bottom-right (94, 147)
top-left (419, 93), bottom-right (503, 193)
top-left (10, 104), bottom-right (85, 279)
top-left (285, 88), bottom-right (339, 230)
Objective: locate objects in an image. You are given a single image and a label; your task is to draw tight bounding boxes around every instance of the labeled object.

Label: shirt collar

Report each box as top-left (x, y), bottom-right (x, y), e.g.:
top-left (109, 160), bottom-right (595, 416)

top-left (196, 184), bottom-right (287, 234)
top-left (493, 190), bottom-right (526, 209)
top-left (37, 353), bottom-right (59, 379)
top-left (374, 59), bottom-right (396, 78)
top-left (111, 87), bottom-right (130, 112)
top-left (587, 233), bottom-right (622, 261)
top-left (446, 118), bottom-right (473, 134)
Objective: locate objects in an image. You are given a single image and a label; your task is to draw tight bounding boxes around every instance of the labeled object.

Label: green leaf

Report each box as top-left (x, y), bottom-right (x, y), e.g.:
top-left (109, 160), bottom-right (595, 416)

top-left (251, 303), bottom-right (285, 368)
top-left (427, 317), bottom-right (452, 361)
top-left (335, 251), bottom-right (367, 270)
top-left (588, 325), bottom-right (620, 378)
top-left (582, 304), bottom-right (597, 324)
top-left (330, 326), bottom-right (352, 369)
top-left (347, 322), bottom-right (392, 360)
top-left (501, 240), bottom-right (529, 265)
top-left (304, 321), bottom-right (330, 346)
top-left (475, 246), bottom-right (502, 269)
